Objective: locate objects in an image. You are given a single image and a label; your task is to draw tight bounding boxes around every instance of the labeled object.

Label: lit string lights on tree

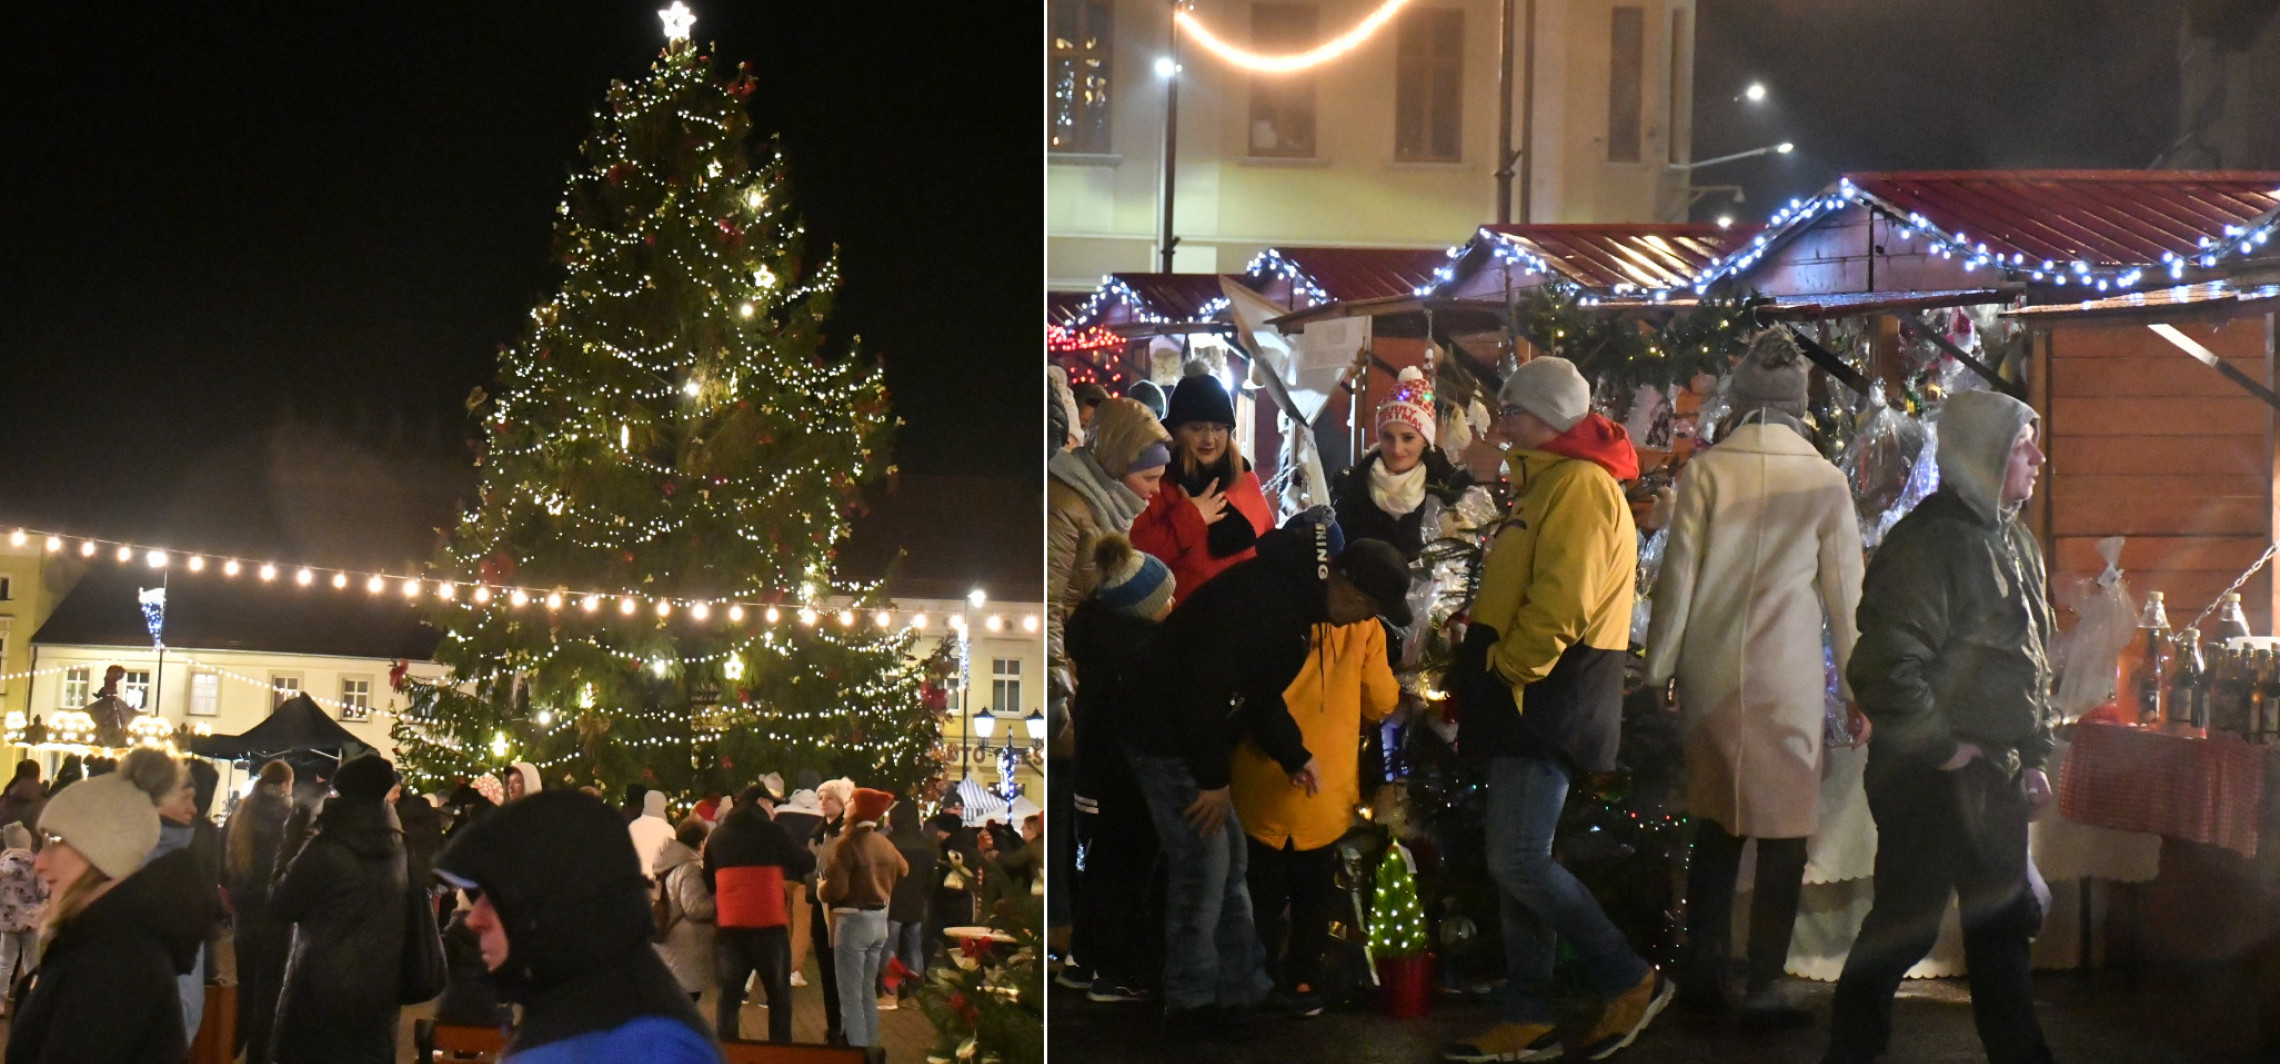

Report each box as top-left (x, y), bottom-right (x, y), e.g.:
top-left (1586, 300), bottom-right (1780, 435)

top-left (1369, 842), bottom-right (1429, 959)
top-left (390, 15), bottom-right (945, 800)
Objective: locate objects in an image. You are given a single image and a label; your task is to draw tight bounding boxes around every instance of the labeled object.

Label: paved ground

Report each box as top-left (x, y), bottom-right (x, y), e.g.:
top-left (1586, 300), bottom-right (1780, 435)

top-left (1051, 967), bottom-right (2280, 1063)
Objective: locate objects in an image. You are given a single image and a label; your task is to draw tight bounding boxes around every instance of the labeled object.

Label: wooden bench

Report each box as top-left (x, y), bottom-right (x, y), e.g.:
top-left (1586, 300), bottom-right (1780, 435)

top-left (415, 1020), bottom-right (510, 1063)
top-left (719, 1039), bottom-right (878, 1064)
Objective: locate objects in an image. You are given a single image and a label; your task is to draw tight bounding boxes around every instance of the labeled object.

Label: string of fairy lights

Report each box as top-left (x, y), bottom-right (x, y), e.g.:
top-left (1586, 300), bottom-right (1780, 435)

top-left (2, 525), bottom-right (1039, 633)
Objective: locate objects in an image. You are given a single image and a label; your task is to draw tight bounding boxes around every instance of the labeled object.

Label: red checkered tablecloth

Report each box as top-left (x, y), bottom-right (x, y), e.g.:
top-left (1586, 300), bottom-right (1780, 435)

top-left (2057, 722), bottom-right (2267, 858)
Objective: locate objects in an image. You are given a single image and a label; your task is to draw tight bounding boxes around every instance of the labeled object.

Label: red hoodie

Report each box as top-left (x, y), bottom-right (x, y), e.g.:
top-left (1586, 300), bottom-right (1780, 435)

top-left (1536, 413), bottom-right (1640, 481)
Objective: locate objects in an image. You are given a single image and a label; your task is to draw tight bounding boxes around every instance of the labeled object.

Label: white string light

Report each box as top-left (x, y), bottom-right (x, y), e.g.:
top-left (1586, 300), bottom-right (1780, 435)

top-left (1174, 0), bottom-right (1412, 74)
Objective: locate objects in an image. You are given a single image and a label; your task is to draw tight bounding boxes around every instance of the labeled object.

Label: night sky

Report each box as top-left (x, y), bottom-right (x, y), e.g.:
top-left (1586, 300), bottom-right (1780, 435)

top-left (1693, 0), bottom-right (2183, 223)
top-left (0, 2), bottom-right (1038, 569)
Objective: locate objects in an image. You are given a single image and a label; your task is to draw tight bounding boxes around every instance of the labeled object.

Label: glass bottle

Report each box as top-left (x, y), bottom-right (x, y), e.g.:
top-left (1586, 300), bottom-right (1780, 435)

top-left (2129, 592), bottom-right (2173, 726)
top-left (2171, 629), bottom-right (2207, 734)
top-left (2217, 592), bottom-right (2254, 644)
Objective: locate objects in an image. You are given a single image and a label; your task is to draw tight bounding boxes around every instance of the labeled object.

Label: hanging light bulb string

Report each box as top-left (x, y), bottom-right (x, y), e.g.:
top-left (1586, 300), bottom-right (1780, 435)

top-left (1, 524), bottom-right (1034, 631)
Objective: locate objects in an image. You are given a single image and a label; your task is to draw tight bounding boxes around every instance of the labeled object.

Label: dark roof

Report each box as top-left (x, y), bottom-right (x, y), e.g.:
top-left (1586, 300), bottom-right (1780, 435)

top-left (1063, 273), bottom-right (1262, 329)
top-left (1845, 171), bottom-right (2280, 268)
top-left (1248, 246), bottom-right (1449, 305)
top-left (33, 565), bottom-right (439, 659)
top-left (1472, 224), bottom-right (1759, 292)
top-left (2004, 280), bottom-right (2280, 321)
top-left (839, 474), bottom-right (1040, 603)
top-left (188, 693), bottom-right (369, 759)
top-left (1046, 290), bottom-right (1090, 327)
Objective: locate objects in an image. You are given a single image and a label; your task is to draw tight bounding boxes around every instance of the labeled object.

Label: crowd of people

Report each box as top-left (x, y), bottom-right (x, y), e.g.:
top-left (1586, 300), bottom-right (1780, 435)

top-left (1051, 341), bottom-right (2062, 1064)
top-left (0, 740), bottom-right (1041, 1063)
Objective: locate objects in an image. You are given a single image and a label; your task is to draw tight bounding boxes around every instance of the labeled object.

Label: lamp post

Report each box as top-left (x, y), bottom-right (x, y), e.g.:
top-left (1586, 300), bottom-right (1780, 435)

top-left (1155, 4), bottom-right (1184, 274)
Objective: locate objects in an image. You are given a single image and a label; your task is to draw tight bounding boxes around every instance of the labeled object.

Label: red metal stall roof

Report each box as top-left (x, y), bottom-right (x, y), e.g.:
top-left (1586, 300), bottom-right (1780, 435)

top-left (1848, 170), bottom-right (2280, 267)
top-left (1478, 223), bottom-right (1759, 291)
top-left (1046, 290), bottom-right (1089, 327)
top-left (1255, 246), bottom-right (1449, 303)
top-left (1108, 272), bottom-right (1249, 322)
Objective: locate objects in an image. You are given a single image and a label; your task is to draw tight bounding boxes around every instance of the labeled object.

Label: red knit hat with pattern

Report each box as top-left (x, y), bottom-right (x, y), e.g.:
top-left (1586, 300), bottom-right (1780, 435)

top-left (1376, 366), bottom-right (1436, 445)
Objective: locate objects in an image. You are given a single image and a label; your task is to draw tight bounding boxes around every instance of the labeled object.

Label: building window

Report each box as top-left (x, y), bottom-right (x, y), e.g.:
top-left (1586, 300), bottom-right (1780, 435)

top-left (1395, 8), bottom-right (1463, 161)
top-left (61, 666), bottom-right (90, 708)
top-left (991, 658), bottom-right (1023, 716)
top-left (1607, 6), bottom-right (1644, 163)
top-left (340, 677), bottom-right (372, 722)
top-left (1049, 0), bottom-right (1114, 154)
top-left (189, 672), bottom-right (219, 717)
top-left (1249, 4), bottom-right (1319, 157)
top-left (1667, 8), bottom-right (1689, 165)
top-left (271, 674), bottom-right (302, 708)
top-left (121, 670), bottom-right (152, 711)
top-left (0, 626), bottom-right (8, 696)
top-left (0, 576), bottom-right (11, 601)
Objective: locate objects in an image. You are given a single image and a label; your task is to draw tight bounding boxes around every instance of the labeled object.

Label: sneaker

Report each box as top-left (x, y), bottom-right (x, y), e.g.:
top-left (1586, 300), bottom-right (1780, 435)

top-left (1274, 986), bottom-right (1327, 1019)
top-left (790, 971), bottom-right (808, 988)
top-left (1440, 1022), bottom-right (1564, 1062)
top-left (1735, 986), bottom-right (1812, 1032)
top-left (1087, 980), bottom-right (1156, 1004)
top-left (1054, 964), bottom-right (1095, 991)
top-left (1579, 969), bottom-right (1675, 1061)
top-left (879, 994), bottom-right (900, 1012)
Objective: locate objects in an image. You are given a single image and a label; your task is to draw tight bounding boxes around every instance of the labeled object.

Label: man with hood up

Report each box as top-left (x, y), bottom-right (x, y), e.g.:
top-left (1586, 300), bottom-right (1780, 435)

top-left (628, 790), bottom-right (676, 880)
top-left (1823, 390), bottom-right (2055, 1064)
top-left (436, 790), bottom-right (720, 1063)
top-left (268, 754), bottom-right (409, 1064)
top-left (505, 762), bottom-right (542, 803)
top-left (1443, 356), bottom-right (1671, 1063)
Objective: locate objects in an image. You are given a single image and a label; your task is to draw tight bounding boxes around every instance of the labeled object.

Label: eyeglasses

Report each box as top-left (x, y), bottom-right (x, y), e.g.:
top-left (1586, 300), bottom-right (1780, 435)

top-left (1180, 424), bottom-right (1231, 438)
top-left (1498, 405), bottom-right (1526, 421)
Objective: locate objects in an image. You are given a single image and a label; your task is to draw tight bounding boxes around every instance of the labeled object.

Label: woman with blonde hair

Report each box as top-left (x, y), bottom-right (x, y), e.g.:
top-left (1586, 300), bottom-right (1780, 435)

top-left (6, 772), bottom-right (199, 1062)
top-left (226, 759), bottom-right (296, 1064)
top-left (1128, 367), bottom-right (1273, 606)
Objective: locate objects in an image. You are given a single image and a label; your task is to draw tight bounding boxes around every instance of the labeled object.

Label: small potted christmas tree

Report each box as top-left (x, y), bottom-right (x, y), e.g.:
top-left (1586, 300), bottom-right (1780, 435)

top-left (1370, 842), bottom-right (1434, 1018)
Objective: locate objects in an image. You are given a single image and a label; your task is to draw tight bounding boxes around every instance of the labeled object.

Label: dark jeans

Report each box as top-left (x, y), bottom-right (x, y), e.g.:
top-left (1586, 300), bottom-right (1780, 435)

top-left (234, 909), bottom-right (290, 1064)
top-left (1486, 753), bottom-right (1650, 1024)
top-left (714, 925), bottom-right (793, 1043)
top-left (1824, 755), bottom-right (2051, 1064)
top-left (1685, 820), bottom-right (1807, 995)
top-left (810, 890), bottom-right (843, 1035)
top-left (1073, 804), bottom-right (1162, 987)
top-left (1127, 748), bottom-right (1272, 1012)
top-left (1245, 837), bottom-right (1339, 992)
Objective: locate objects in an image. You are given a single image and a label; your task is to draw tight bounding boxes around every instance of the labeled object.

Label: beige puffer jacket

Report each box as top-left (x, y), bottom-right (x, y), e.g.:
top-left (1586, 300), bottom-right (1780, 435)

top-left (1047, 398), bottom-right (1170, 685)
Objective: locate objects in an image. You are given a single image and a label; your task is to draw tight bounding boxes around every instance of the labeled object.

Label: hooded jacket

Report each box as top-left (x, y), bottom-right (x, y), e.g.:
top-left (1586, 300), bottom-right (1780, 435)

top-left (1332, 447), bottom-right (1476, 560)
top-left (1125, 525), bottom-right (1328, 790)
top-left (1128, 453), bottom-right (1275, 607)
top-left (434, 791), bottom-right (715, 1063)
top-left (1850, 390), bottom-right (2055, 773)
top-left (650, 839), bottom-right (715, 994)
top-left (627, 791), bottom-right (675, 877)
top-left (268, 797), bottom-right (406, 1064)
top-left (506, 762), bottom-right (542, 801)
top-left (1465, 432), bottom-right (1640, 774)
top-left (6, 854), bottom-right (205, 1064)
top-left (703, 803), bottom-right (814, 929)
top-left (1064, 597), bottom-right (1160, 826)
top-left (1232, 619), bottom-right (1401, 851)
top-left (886, 817), bottom-right (938, 925)
top-left (1049, 400), bottom-right (1173, 678)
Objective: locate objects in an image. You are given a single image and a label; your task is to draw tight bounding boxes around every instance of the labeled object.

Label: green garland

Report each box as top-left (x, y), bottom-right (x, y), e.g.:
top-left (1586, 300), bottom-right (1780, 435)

top-left (1509, 284), bottom-right (1760, 395)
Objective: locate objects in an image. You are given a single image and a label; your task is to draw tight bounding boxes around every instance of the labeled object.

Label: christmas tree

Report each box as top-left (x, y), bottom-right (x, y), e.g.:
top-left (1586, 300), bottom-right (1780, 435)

top-left (1370, 842), bottom-right (1429, 959)
top-left (393, 12), bottom-right (942, 802)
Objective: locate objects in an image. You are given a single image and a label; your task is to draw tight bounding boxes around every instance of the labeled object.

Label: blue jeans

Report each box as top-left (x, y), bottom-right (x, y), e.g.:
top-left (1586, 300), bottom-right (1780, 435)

top-left (1126, 749), bottom-right (1272, 1012)
top-left (833, 908), bottom-right (891, 1048)
top-left (1486, 753), bottom-right (1649, 1024)
top-left (884, 918), bottom-right (927, 992)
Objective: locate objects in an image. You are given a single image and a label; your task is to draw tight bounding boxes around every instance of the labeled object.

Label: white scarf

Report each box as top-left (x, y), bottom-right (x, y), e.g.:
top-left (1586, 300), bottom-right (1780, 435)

top-left (1368, 457), bottom-right (1428, 516)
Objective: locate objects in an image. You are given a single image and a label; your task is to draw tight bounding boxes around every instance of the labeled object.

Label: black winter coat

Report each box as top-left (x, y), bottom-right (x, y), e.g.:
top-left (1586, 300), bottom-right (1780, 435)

top-left (7, 853), bottom-right (206, 1064)
top-left (224, 787), bottom-right (294, 914)
top-left (1125, 525), bottom-right (1328, 789)
top-left (1064, 599), bottom-right (1157, 827)
top-left (887, 823), bottom-right (938, 925)
top-left (1331, 448), bottom-right (1474, 560)
top-left (702, 806), bottom-right (816, 893)
top-left (268, 798), bottom-right (406, 1064)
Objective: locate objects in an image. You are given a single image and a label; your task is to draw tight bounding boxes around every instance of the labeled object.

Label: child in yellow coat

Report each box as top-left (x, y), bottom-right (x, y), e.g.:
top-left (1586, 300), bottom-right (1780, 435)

top-left (1229, 617), bottom-right (1400, 1016)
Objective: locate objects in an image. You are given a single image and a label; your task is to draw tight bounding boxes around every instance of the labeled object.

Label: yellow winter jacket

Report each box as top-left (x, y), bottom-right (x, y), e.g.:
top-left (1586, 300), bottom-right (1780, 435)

top-left (1466, 448), bottom-right (1638, 771)
top-left (1231, 620), bottom-right (1401, 852)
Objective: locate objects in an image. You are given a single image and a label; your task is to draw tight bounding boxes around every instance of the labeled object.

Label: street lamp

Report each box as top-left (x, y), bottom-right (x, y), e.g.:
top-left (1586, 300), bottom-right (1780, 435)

top-left (1675, 142), bottom-right (1793, 172)
top-left (1744, 81), bottom-right (1767, 103)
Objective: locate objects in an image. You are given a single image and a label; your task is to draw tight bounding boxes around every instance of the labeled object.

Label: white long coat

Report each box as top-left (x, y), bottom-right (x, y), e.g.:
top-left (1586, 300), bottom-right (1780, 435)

top-left (1644, 421), bottom-right (1864, 839)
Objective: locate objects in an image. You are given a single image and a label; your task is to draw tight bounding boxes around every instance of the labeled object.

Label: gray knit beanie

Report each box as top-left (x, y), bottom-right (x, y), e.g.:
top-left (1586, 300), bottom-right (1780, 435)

top-left (1497, 356), bottom-right (1591, 433)
top-left (1728, 329), bottom-right (1811, 418)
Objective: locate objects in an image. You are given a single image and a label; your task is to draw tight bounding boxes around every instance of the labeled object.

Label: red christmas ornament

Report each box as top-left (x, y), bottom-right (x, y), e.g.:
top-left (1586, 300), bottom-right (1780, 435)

top-left (605, 162), bottom-right (631, 186)
top-left (662, 478), bottom-right (678, 497)
top-left (642, 767), bottom-right (658, 782)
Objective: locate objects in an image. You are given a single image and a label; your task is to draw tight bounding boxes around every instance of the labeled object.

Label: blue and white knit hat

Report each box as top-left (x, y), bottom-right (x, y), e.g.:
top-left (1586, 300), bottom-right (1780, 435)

top-left (1092, 534), bottom-right (1175, 618)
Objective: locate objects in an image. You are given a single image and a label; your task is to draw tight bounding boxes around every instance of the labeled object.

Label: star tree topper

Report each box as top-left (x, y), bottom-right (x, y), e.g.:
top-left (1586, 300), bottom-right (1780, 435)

top-left (659, 1), bottom-right (696, 42)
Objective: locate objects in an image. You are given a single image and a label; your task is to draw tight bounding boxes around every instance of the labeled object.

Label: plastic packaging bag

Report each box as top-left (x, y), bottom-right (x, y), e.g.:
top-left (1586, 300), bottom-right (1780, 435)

top-left (2052, 537), bottom-right (2136, 721)
top-left (1848, 383), bottom-right (1926, 534)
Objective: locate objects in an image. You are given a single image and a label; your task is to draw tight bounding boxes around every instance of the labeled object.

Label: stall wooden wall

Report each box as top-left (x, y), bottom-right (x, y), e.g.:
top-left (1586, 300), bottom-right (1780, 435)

top-left (2037, 313), bottom-right (2279, 634)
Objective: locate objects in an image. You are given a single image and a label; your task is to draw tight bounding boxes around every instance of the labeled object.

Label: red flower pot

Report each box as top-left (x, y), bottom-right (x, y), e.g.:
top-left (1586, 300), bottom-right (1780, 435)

top-left (1375, 951), bottom-right (1435, 1018)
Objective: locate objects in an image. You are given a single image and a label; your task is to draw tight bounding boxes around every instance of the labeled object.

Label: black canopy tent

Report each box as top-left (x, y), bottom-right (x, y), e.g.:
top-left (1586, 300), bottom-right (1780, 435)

top-left (189, 693), bottom-right (373, 775)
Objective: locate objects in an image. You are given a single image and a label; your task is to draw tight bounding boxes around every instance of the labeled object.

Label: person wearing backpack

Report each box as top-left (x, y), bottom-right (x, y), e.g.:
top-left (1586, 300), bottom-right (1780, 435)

top-left (653, 818), bottom-right (716, 1003)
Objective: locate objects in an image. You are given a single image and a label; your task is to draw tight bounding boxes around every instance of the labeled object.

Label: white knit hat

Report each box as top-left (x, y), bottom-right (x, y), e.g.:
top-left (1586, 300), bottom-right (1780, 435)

top-left (1497, 356), bottom-right (1591, 433)
top-left (40, 774), bottom-right (161, 880)
top-left (816, 777), bottom-right (856, 812)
